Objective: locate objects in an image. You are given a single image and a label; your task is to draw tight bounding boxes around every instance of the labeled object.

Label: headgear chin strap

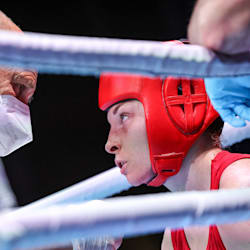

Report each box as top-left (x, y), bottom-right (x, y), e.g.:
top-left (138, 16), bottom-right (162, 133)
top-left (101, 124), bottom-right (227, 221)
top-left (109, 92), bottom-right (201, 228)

top-left (99, 74), bottom-right (218, 186)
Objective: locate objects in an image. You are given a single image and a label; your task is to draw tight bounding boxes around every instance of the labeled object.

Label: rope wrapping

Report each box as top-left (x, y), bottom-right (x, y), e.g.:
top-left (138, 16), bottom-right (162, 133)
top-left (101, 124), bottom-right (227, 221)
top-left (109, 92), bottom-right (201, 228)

top-left (11, 167), bottom-right (131, 215)
top-left (1, 188), bottom-right (250, 249)
top-left (0, 30), bottom-right (250, 77)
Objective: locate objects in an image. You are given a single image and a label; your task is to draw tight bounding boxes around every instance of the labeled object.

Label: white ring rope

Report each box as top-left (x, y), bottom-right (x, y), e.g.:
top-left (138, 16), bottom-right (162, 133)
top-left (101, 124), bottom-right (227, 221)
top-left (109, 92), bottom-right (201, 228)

top-left (1, 188), bottom-right (250, 249)
top-left (0, 30), bottom-right (250, 77)
top-left (11, 167), bottom-right (130, 215)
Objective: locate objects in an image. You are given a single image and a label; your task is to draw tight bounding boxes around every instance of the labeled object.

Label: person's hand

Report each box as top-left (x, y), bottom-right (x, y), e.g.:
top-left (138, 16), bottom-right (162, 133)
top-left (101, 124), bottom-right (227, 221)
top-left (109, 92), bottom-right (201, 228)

top-left (205, 76), bottom-right (250, 127)
top-left (0, 67), bottom-right (37, 104)
top-left (0, 11), bottom-right (37, 104)
top-left (188, 0), bottom-right (250, 54)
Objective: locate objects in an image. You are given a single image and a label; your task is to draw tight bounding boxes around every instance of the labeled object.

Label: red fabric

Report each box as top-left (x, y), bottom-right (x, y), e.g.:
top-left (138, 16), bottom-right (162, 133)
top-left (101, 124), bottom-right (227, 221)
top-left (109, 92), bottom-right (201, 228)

top-left (171, 151), bottom-right (250, 250)
top-left (207, 225), bottom-right (226, 250)
top-left (210, 151), bottom-right (250, 190)
top-left (171, 229), bottom-right (190, 250)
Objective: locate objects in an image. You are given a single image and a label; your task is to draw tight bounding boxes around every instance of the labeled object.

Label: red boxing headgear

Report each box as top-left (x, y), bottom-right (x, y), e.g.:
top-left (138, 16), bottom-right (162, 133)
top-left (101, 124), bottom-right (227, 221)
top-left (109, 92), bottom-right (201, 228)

top-left (99, 73), bottom-right (218, 186)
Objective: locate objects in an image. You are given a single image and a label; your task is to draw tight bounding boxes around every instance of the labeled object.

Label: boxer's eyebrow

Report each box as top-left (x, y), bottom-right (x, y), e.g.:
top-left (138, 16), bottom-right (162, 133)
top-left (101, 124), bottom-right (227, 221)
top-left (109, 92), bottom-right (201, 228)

top-left (113, 103), bottom-right (125, 115)
top-left (107, 102), bottom-right (127, 124)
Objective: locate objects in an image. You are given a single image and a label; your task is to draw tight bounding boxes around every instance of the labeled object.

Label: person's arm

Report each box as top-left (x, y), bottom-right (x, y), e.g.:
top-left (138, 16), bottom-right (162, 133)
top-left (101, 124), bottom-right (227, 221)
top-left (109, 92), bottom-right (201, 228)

top-left (188, 0), bottom-right (250, 54)
top-left (218, 158), bottom-right (250, 248)
top-left (0, 11), bottom-right (37, 104)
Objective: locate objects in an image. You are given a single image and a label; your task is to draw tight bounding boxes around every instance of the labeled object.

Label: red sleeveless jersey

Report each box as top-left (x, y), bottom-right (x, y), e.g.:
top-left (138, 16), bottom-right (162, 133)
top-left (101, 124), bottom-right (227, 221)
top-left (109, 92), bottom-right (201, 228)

top-left (171, 151), bottom-right (250, 250)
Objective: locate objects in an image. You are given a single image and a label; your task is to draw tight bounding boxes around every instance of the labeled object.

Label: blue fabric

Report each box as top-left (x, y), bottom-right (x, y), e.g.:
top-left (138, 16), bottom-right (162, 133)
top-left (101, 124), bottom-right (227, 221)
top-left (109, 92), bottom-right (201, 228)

top-left (205, 76), bottom-right (250, 127)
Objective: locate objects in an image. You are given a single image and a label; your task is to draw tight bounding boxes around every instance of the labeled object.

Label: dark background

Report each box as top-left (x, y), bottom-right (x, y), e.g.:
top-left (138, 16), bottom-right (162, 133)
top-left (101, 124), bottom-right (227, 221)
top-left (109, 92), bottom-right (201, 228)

top-left (2, 2), bottom-right (249, 250)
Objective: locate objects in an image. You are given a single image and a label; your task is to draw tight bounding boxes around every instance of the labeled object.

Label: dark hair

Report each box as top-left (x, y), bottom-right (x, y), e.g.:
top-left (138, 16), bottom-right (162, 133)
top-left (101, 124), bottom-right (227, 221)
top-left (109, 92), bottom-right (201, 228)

top-left (204, 116), bottom-right (224, 147)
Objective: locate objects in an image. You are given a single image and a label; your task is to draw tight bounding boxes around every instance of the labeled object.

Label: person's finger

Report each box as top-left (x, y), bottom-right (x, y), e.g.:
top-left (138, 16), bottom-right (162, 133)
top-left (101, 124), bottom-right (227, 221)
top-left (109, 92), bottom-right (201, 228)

top-left (17, 86), bottom-right (36, 104)
top-left (218, 107), bottom-right (246, 127)
top-left (234, 104), bottom-right (250, 121)
top-left (0, 80), bottom-right (16, 96)
top-left (205, 77), bottom-right (250, 99)
top-left (12, 70), bottom-right (37, 104)
top-left (210, 96), bottom-right (244, 110)
top-left (12, 83), bottom-right (21, 97)
top-left (12, 71), bottom-right (37, 88)
top-left (205, 78), bottom-right (227, 99)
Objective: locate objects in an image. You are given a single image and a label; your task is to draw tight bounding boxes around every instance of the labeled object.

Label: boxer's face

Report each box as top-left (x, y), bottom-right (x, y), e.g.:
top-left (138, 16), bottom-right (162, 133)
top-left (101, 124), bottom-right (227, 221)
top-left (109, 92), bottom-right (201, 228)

top-left (105, 100), bottom-right (154, 186)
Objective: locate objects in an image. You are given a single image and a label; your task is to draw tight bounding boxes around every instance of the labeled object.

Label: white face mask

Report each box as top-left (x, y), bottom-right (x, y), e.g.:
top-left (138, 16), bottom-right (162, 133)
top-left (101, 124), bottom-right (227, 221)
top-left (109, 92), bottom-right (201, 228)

top-left (0, 95), bottom-right (33, 156)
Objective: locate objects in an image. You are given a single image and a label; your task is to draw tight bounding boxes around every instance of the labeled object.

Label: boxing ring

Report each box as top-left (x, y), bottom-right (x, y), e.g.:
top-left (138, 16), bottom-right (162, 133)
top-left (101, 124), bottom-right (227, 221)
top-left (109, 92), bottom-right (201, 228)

top-left (1, 30), bottom-right (250, 249)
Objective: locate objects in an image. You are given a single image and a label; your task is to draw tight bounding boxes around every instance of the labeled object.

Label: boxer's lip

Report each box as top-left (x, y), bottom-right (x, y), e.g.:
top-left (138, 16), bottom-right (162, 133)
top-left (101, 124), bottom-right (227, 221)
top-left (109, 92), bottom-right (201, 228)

top-left (115, 160), bottom-right (127, 169)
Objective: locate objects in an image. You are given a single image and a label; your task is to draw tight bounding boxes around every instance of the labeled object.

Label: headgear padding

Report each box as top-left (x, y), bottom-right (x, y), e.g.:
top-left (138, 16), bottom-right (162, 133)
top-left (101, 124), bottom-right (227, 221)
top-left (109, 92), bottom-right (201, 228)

top-left (99, 73), bottom-right (218, 186)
